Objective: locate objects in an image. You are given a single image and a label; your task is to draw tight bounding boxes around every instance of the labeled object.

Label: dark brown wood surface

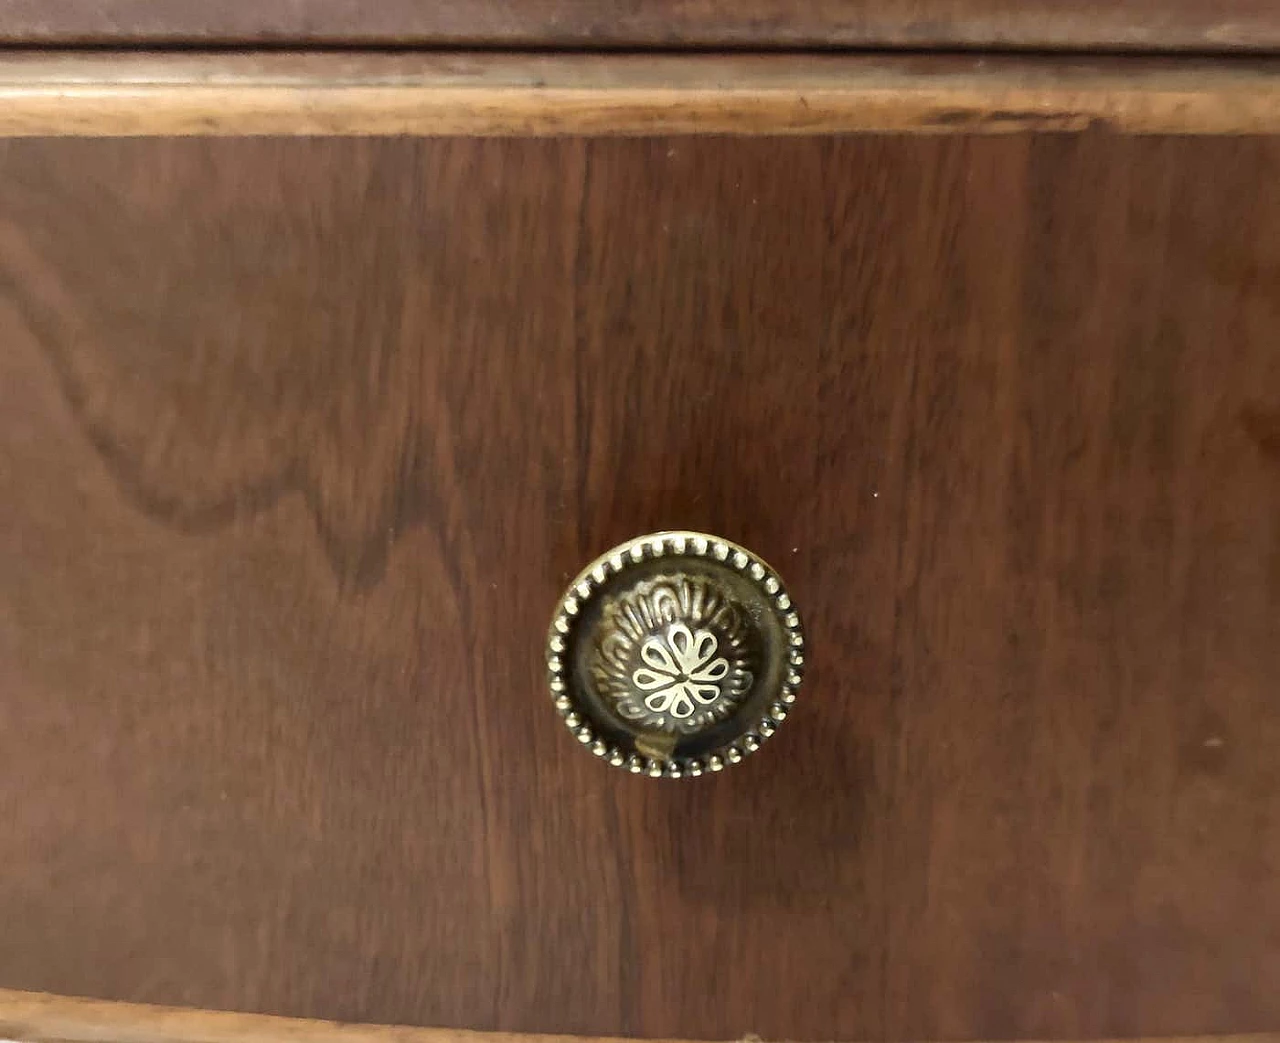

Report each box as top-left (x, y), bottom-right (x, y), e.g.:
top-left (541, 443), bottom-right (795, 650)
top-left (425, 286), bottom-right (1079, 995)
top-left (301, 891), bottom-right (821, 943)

top-left (0, 135), bottom-right (1278, 1040)
top-left (0, 0), bottom-right (1278, 49)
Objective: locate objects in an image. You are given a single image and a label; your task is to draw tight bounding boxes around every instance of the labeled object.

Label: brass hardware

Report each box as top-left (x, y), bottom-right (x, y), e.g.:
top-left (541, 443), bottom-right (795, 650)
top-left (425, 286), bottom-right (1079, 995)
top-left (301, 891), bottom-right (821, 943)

top-left (546, 531), bottom-right (804, 778)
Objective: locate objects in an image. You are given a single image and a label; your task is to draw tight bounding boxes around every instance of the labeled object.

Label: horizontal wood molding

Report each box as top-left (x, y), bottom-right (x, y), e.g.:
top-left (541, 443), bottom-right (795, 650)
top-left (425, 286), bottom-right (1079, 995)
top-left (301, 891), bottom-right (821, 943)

top-left (2, 52), bottom-right (1280, 136)
top-left (1, 992), bottom-right (654, 1043)
top-left (0, 0), bottom-right (1277, 52)
top-left (0, 991), bottom-right (1277, 1043)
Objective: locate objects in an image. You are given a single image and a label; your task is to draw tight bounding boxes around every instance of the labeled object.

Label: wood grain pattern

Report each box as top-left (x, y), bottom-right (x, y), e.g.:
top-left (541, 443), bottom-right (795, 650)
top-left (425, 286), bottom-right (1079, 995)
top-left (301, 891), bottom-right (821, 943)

top-left (1, 136), bottom-right (1279, 1040)
top-left (4, 991), bottom-right (1280, 1043)
top-left (4, 53), bottom-right (1280, 137)
top-left (0, 0), bottom-right (1277, 50)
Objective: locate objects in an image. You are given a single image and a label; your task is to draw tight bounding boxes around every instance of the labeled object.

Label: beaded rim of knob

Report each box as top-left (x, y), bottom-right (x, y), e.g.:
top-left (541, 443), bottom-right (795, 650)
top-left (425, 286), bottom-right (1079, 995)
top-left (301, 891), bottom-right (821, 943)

top-left (546, 530), bottom-right (805, 778)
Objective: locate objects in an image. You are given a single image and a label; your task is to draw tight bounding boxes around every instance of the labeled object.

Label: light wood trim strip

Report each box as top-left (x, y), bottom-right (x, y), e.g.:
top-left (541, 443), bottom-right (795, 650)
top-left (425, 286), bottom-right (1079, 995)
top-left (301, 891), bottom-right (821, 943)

top-left (0, 990), bottom-right (653, 1043)
top-left (1, 52), bottom-right (1280, 136)
top-left (1, 991), bottom-right (1279, 1043)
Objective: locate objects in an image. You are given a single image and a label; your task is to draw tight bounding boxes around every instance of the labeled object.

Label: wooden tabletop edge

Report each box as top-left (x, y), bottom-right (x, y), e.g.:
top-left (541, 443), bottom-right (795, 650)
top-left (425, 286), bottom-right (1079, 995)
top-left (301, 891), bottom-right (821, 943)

top-left (2, 991), bottom-right (1279, 1043)
top-left (0, 52), bottom-right (1279, 135)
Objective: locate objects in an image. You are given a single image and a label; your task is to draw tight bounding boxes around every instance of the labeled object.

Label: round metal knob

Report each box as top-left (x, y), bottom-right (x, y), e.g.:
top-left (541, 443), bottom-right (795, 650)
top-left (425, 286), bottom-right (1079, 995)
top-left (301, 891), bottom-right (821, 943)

top-left (546, 531), bottom-right (805, 778)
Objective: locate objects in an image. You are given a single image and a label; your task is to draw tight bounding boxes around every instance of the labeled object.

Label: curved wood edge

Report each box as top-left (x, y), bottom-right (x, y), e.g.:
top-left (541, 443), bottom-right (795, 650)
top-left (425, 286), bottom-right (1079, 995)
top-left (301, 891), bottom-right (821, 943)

top-left (0, 992), bottom-right (1278, 1043)
top-left (0, 990), bottom-right (641, 1043)
top-left (1, 52), bottom-right (1280, 136)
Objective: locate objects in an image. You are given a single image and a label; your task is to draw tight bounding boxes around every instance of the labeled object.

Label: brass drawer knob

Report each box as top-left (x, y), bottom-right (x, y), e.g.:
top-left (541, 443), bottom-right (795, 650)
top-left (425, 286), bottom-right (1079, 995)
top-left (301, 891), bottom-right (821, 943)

top-left (547, 531), bottom-right (805, 778)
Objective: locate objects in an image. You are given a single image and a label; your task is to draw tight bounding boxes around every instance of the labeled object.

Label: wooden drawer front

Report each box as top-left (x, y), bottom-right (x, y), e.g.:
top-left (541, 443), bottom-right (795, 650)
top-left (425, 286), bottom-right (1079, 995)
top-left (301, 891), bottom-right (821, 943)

top-left (1, 136), bottom-right (1278, 1040)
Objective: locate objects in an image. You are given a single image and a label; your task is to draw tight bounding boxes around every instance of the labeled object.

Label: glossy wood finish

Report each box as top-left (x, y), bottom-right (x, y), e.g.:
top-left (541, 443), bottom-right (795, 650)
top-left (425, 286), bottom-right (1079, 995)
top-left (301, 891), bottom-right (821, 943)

top-left (5, 53), bottom-right (1280, 138)
top-left (1, 136), bottom-right (1279, 1040)
top-left (0, 0), bottom-right (1278, 50)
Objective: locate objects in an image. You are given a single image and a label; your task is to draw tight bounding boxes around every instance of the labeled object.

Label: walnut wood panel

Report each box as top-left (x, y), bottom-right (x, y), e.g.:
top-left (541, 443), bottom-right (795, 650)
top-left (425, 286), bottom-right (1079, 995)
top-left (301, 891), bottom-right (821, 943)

top-left (0, 0), bottom-right (1278, 49)
top-left (5, 53), bottom-right (1280, 138)
top-left (0, 135), bottom-right (1278, 1040)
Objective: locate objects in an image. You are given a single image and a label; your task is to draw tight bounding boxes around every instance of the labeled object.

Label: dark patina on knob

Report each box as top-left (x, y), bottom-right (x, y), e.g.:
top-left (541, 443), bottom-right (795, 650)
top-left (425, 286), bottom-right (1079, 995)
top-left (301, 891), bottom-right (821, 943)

top-left (547, 531), bottom-right (804, 778)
